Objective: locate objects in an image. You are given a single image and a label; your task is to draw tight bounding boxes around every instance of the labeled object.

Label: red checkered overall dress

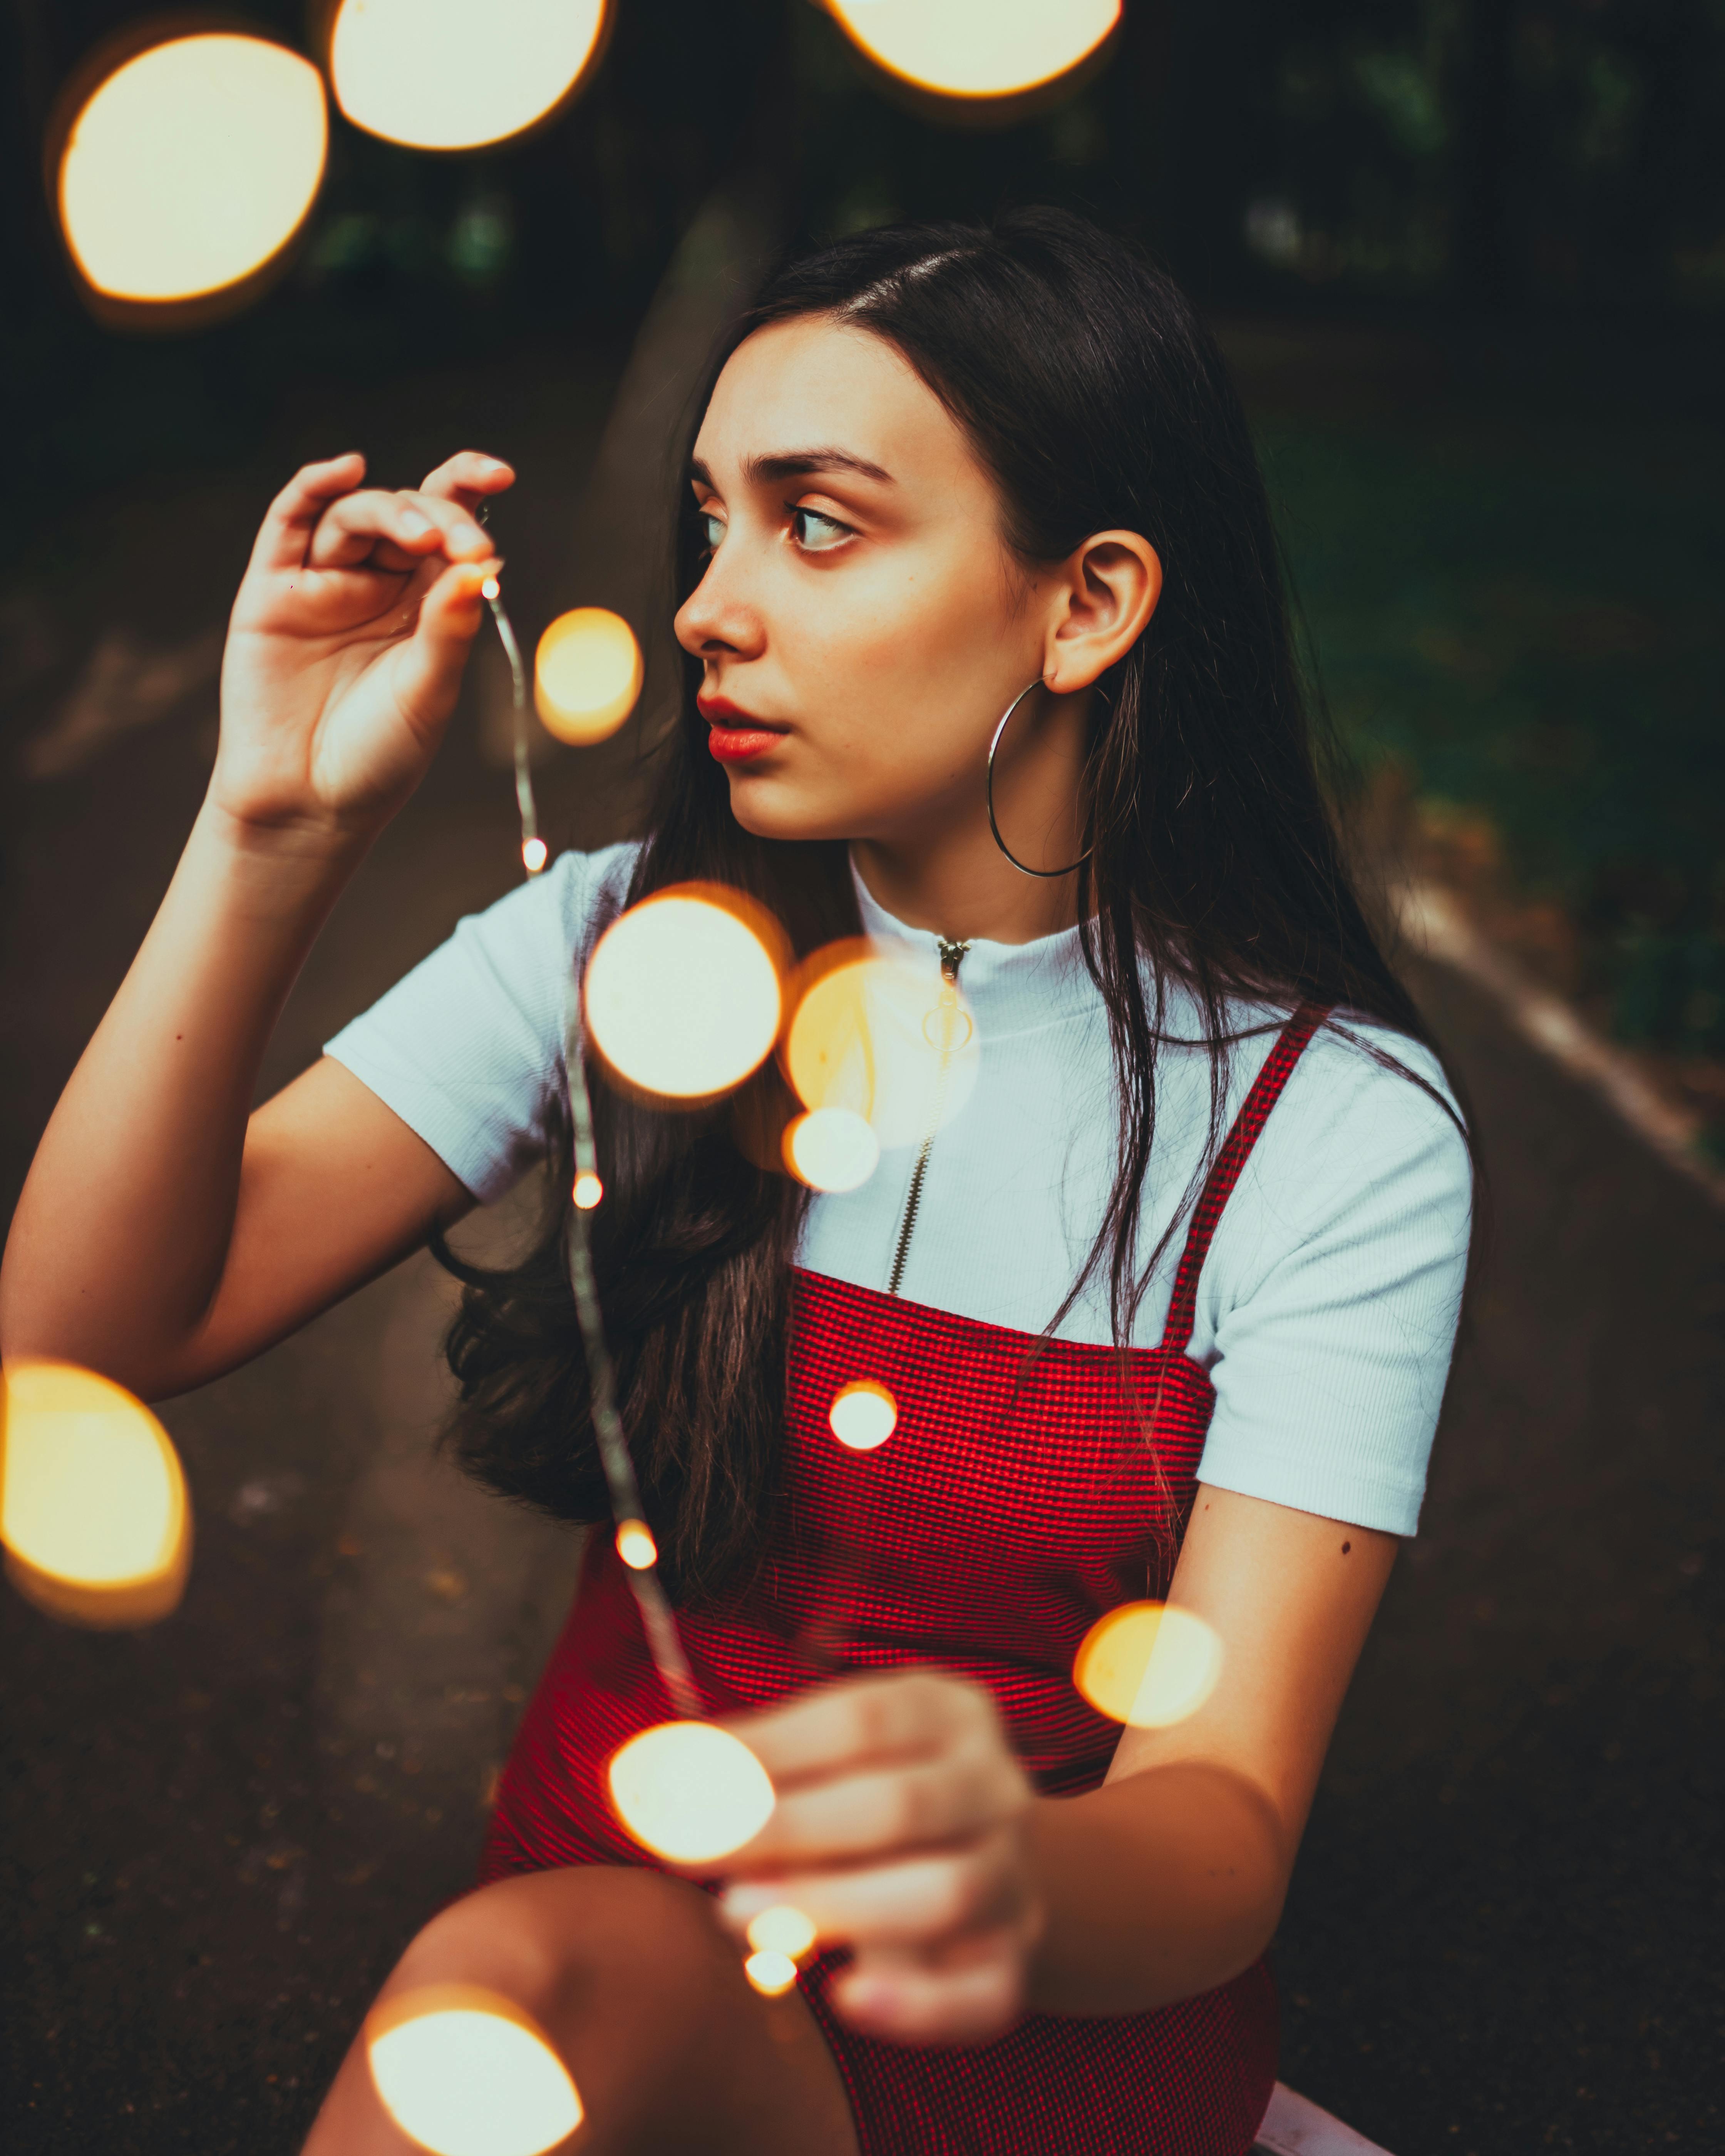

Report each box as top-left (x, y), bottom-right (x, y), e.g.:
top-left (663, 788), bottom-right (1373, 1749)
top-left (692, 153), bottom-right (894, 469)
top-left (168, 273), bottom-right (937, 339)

top-left (482, 1003), bottom-right (1330, 2153)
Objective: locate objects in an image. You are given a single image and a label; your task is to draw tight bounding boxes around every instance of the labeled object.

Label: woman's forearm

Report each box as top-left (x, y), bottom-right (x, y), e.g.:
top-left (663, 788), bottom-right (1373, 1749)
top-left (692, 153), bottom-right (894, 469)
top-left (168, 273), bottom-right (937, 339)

top-left (0, 798), bottom-right (367, 1391)
top-left (1025, 1760), bottom-right (1288, 2017)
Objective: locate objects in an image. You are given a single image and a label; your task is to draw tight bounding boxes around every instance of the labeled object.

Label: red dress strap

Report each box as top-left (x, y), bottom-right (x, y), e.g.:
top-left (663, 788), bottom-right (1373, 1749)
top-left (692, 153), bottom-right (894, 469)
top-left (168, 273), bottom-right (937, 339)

top-left (1157, 1001), bottom-right (1332, 1356)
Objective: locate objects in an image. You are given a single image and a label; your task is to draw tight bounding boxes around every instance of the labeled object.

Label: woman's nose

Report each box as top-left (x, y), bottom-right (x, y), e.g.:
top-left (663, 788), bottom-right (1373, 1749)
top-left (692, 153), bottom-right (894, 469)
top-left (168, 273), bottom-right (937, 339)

top-left (674, 555), bottom-right (764, 663)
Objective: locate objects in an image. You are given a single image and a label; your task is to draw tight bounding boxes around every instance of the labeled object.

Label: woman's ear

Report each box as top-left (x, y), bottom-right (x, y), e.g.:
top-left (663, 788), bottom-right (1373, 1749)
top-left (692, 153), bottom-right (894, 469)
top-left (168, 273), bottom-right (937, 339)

top-left (1043, 531), bottom-right (1162, 693)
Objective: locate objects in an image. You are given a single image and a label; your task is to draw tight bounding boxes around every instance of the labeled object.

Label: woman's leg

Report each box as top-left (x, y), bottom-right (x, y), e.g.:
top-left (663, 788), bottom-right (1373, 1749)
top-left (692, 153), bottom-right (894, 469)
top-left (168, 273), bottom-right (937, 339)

top-left (302, 1866), bottom-right (861, 2156)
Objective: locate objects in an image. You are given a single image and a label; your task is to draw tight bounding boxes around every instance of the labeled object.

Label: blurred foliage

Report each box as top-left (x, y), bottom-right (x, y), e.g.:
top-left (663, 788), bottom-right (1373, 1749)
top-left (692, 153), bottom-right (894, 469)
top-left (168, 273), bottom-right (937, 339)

top-left (1262, 407), bottom-right (1725, 1055)
top-left (3, 0), bottom-right (1721, 1065)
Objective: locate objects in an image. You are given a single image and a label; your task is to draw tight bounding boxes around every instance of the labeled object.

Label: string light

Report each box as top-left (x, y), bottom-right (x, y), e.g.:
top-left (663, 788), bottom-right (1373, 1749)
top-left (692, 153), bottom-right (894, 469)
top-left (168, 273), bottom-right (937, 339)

top-left (607, 1722), bottom-right (775, 1864)
top-left (328, 0), bottom-right (610, 152)
top-left (584, 890), bottom-right (784, 1102)
top-left (55, 32), bottom-right (327, 309)
top-left (1, 1359), bottom-right (191, 1628)
top-left (365, 1985), bottom-right (582, 2156)
top-left (824, 0), bottom-right (1120, 102)
top-left (1072, 1601), bottom-right (1224, 1729)
top-left (614, 1520), bottom-right (657, 1571)
top-left (476, 576), bottom-right (702, 1719)
top-left (827, 1380), bottom-right (898, 1453)
top-left (535, 609), bottom-right (643, 745)
top-left (784, 1106), bottom-right (881, 1193)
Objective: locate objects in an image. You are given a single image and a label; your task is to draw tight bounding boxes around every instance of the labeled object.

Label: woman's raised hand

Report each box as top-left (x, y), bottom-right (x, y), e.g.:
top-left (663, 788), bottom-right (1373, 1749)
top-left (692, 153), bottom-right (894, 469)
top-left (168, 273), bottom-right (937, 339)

top-left (213, 450), bottom-right (513, 847)
top-left (716, 1670), bottom-right (1043, 2044)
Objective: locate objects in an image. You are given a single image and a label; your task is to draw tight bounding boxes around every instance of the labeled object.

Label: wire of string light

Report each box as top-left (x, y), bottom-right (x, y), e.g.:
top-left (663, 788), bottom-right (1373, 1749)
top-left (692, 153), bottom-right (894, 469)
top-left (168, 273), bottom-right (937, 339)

top-left (481, 575), bottom-right (701, 1720)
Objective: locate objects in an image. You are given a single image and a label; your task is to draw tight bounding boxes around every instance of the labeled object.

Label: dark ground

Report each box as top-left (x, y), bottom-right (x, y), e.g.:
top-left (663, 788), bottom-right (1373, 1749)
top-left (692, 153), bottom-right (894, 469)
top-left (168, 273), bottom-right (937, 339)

top-left (2, 331), bottom-right (1721, 2156)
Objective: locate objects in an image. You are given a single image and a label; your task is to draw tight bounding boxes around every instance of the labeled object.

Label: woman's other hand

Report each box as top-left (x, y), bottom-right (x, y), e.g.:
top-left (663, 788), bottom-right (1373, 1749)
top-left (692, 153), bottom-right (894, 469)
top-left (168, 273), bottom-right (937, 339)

top-left (716, 1669), bottom-right (1042, 2044)
top-left (214, 449), bottom-right (513, 847)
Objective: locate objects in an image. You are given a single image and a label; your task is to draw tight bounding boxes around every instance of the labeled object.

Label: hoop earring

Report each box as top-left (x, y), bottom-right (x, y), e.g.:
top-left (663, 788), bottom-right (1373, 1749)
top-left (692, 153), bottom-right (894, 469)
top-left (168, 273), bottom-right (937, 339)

top-left (985, 680), bottom-right (1095, 879)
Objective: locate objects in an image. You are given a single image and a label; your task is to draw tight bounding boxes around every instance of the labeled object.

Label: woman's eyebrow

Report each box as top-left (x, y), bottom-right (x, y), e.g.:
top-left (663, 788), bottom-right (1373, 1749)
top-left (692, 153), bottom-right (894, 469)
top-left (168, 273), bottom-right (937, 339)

top-left (688, 448), bottom-right (894, 490)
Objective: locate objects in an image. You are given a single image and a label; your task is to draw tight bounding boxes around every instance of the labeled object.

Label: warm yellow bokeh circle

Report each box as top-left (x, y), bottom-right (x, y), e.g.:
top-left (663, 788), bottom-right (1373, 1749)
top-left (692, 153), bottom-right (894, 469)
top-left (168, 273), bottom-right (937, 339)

top-left (57, 34), bottom-right (328, 303)
top-left (330, 0), bottom-right (609, 152)
top-left (584, 888), bottom-right (783, 1102)
top-left (366, 1985), bottom-right (583, 2156)
top-left (828, 1379), bottom-right (898, 1453)
top-left (607, 1721), bottom-right (775, 1865)
top-left (824, 0), bottom-right (1120, 99)
top-left (1072, 1601), bottom-right (1224, 1729)
top-left (535, 608), bottom-right (643, 745)
top-left (1, 1358), bottom-right (191, 1627)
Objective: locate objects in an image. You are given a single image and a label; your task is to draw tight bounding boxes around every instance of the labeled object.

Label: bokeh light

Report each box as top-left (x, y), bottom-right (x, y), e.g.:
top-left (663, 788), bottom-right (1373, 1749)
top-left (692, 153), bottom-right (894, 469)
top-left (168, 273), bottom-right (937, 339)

top-left (828, 1379), bottom-right (898, 1453)
top-left (573, 1172), bottom-right (604, 1210)
top-left (743, 1950), bottom-right (799, 1997)
top-left (584, 887), bottom-right (784, 1103)
top-left (1072, 1601), bottom-right (1224, 1729)
top-left (56, 33), bottom-right (327, 305)
top-left (746, 1905), bottom-right (817, 1959)
top-left (366, 1985), bottom-right (582, 2156)
top-left (615, 1520), bottom-right (658, 1570)
top-left (824, 0), bottom-right (1119, 100)
top-left (521, 837), bottom-right (549, 875)
top-left (782, 942), bottom-right (978, 1149)
top-left (607, 1721), bottom-right (775, 1865)
top-left (534, 609), bottom-right (643, 745)
top-left (784, 1106), bottom-right (881, 1193)
top-left (1, 1359), bottom-right (190, 1628)
top-left (329, 0), bottom-right (609, 152)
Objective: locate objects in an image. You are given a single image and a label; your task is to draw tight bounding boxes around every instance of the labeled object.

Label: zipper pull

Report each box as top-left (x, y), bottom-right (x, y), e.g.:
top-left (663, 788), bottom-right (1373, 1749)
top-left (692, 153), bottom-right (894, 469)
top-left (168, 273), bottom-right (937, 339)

top-left (925, 937), bottom-right (972, 1053)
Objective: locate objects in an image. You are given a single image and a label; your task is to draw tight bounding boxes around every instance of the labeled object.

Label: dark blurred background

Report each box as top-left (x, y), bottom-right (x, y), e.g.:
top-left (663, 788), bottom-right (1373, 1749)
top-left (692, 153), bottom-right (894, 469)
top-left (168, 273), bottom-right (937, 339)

top-left (3, 5), bottom-right (1723, 2153)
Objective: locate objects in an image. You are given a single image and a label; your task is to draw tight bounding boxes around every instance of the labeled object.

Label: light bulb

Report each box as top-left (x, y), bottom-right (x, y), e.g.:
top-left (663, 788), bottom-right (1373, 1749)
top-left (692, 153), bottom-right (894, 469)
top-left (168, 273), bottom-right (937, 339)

top-left (615, 1520), bottom-right (657, 1570)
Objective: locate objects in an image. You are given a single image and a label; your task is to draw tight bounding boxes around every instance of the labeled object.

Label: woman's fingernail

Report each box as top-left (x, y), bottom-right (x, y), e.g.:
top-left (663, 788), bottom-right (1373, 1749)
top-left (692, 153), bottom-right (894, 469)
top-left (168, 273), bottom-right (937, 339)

top-left (400, 511), bottom-right (432, 537)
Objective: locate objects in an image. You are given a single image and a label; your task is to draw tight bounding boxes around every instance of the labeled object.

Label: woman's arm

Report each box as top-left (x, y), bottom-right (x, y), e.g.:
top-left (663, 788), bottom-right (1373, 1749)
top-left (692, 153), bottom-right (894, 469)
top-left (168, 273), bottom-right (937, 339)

top-left (714, 1485), bottom-right (1397, 2042)
top-left (0, 450), bottom-right (511, 1399)
top-left (1026, 1483), bottom-right (1398, 2014)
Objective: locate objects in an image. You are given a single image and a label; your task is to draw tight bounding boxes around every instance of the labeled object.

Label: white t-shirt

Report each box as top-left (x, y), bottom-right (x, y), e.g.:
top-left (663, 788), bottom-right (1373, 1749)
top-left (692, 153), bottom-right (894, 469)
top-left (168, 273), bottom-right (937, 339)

top-left (325, 842), bottom-right (1472, 1537)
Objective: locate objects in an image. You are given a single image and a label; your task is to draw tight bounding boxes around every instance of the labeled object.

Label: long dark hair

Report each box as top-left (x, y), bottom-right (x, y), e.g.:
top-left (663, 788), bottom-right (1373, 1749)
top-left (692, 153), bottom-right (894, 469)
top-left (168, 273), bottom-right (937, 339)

top-left (434, 209), bottom-right (1472, 1600)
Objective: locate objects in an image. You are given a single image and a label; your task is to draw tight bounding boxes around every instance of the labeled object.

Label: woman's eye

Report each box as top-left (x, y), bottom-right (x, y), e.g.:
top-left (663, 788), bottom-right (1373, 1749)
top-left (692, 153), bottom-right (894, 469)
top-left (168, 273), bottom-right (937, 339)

top-left (791, 507), bottom-right (851, 553)
top-left (698, 512), bottom-right (726, 554)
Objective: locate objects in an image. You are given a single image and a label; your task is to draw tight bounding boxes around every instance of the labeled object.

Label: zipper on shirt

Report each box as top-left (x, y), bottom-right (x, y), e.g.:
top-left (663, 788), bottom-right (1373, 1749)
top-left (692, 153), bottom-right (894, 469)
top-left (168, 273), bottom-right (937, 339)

top-left (886, 936), bottom-right (970, 1296)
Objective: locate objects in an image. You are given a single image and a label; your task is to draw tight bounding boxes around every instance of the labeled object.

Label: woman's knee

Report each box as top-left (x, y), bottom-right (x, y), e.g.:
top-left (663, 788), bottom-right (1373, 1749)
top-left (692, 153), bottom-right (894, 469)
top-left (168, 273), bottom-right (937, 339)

top-left (392, 1866), bottom-right (735, 2027)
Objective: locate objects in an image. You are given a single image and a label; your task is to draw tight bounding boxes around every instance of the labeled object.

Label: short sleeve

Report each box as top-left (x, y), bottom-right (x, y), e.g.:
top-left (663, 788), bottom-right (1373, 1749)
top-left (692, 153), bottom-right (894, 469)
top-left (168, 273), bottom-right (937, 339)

top-left (1191, 1023), bottom-right (1473, 1537)
top-left (323, 842), bottom-right (638, 1204)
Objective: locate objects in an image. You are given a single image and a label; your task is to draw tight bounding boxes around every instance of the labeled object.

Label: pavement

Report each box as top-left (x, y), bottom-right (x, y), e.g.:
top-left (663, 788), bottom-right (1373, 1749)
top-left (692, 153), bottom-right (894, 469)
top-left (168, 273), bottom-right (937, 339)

top-left (2, 311), bottom-right (1720, 2154)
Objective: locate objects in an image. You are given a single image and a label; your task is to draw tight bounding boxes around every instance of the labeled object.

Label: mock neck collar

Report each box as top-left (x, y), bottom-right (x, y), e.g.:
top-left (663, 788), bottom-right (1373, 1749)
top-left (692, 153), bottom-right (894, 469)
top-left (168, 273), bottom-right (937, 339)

top-left (848, 858), bottom-right (1099, 1037)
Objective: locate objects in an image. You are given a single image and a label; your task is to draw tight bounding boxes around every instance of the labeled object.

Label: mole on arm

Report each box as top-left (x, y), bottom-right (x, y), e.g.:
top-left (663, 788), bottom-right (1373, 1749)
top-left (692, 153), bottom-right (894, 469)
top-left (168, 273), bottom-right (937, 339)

top-left (1341, 1540), bottom-right (1352, 1555)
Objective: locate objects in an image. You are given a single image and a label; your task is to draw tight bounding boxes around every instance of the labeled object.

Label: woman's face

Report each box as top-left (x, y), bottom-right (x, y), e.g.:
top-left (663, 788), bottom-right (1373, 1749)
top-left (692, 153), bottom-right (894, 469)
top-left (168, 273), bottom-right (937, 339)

top-left (674, 315), bottom-right (1060, 851)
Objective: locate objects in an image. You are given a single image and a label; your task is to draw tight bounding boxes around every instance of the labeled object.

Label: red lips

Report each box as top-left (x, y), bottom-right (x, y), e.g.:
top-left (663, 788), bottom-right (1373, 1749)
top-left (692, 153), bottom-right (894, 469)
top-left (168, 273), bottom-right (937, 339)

top-left (698, 692), bottom-right (787, 764)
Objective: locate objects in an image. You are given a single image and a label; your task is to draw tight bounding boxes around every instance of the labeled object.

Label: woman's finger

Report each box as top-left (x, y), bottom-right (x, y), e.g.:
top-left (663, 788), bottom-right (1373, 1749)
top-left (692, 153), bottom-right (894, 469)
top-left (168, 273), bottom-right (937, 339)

top-left (729, 1669), bottom-right (995, 1788)
top-left (832, 1936), bottom-right (1027, 2044)
top-left (385, 557), bottom-right (498, 729)
top-left (722, 1827), bottom-right (1025, 1946)
top-left (247, 452), bottom-right (366, 573)
top-left (306, 488), bottom-right (494, 572)
top-left (738, 1738), bottom-right (1026, 1868)
top-left (418, 450), bottom-right (516, 509)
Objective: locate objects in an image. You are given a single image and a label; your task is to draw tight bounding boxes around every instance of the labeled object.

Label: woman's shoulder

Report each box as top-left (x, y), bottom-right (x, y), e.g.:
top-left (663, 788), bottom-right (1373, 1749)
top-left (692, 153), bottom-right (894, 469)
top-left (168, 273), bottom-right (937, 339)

top-left (1226, 999), bottom-right (1474, 1270)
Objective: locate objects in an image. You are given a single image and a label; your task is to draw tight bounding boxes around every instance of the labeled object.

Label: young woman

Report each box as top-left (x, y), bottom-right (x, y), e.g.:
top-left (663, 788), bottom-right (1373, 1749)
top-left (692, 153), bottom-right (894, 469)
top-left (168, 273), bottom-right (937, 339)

top-left (1, 211), bottom-right (1473, 2154)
